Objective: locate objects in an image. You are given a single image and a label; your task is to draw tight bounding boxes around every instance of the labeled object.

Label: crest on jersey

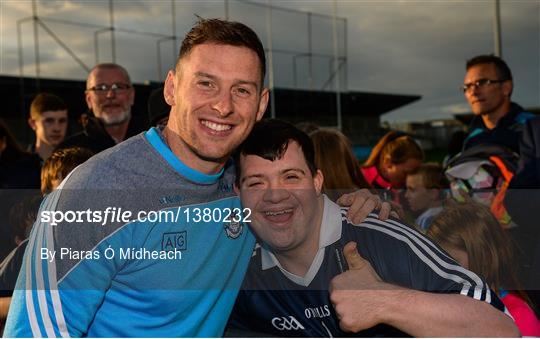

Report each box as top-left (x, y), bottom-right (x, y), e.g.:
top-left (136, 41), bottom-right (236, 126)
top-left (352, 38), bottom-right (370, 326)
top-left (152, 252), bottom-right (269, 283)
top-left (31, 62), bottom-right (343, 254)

top-left (224, 221), bottom-right (243, 239)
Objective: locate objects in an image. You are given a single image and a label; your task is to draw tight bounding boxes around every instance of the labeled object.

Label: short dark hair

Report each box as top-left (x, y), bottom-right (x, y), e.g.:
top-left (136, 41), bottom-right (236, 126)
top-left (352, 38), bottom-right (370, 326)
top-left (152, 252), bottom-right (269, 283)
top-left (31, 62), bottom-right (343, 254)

top-left (234, 119), bottom-right (316, 185)
top-left (466, 54), bottom-right (513, 81)
top-left (178, 18), bottom-right (266, 85)
top-left (30, 93), bottom-right (67, 119)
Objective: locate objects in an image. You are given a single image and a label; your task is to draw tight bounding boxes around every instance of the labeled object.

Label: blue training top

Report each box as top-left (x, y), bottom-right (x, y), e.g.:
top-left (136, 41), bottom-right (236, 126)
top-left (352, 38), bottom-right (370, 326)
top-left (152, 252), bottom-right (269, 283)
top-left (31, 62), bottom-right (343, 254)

top-left (4, 127), bottom-right (255, 337)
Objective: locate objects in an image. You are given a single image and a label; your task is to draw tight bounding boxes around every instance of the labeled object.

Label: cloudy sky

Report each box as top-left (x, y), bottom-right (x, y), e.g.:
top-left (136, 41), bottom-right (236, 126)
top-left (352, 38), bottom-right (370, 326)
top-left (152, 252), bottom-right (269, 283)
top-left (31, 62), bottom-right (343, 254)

top-left (1, 0), bottom-right (539, 123)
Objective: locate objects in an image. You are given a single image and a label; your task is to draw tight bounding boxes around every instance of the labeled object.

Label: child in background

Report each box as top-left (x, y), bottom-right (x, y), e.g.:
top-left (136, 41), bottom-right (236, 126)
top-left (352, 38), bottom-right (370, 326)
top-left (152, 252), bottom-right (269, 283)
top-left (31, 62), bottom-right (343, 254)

top-left (404, 163), bottom-right (447, 231)
top-left (40, 146), bottom-right (94, 194)
top-left (427, 202), bottom-right (540, 336)
top-left (0, 147), bottom-right (94, 330)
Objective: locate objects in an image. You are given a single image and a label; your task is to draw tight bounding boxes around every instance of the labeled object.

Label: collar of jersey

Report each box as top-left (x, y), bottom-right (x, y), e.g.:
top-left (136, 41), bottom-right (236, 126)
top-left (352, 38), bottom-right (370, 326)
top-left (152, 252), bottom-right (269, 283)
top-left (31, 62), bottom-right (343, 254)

top-left (145, 127), bottom-right (224, 184)
top-left (260, 195), bottom-right (342, 286)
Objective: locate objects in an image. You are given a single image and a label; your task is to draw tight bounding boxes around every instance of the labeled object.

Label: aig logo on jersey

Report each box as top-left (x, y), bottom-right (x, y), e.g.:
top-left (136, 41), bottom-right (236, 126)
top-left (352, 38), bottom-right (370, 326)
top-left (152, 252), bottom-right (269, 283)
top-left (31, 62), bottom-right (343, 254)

top-left (162, 231), bottom-right (187, 251)
top-left (271, 316), bottom-right (305, 331)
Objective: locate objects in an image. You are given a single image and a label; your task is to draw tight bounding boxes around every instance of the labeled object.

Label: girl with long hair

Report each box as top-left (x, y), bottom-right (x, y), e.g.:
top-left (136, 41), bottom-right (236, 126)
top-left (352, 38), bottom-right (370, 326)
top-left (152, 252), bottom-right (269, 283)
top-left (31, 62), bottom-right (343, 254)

top-left (310, 128), bottom-right (368, 201)
top-left (361, 131), bottom-right (423, 202)
top-left (427, 202), bottom-right (540, 336)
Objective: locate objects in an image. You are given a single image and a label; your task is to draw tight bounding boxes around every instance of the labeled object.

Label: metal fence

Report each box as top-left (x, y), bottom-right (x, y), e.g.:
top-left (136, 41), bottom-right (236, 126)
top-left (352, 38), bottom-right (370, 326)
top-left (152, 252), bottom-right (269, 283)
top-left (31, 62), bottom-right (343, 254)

top-left (15, 0), bottom-right (348, 125)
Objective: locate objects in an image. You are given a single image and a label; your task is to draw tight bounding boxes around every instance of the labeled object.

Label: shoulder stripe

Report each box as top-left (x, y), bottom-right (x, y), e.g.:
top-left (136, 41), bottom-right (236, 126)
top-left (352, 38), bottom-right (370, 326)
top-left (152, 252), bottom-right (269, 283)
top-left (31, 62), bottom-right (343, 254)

top-left (363, 217), bottom-right (485, 287)
top-left (343, 213), bottom-right (453, 261)
top-left (485, 285), bottom-right (491, 304)
top-left (26, 189), bottom-right (71, 338)
top-left (353, 216), bottom-right (488, 300)
top-left (359, 221), bottom-right (479, 292)
top-left (46, 213), bottom-right (70, 337)
top-left (35, 224), bottom-right (56, 337)
top-left (25, 216), bottom-right (43, 337)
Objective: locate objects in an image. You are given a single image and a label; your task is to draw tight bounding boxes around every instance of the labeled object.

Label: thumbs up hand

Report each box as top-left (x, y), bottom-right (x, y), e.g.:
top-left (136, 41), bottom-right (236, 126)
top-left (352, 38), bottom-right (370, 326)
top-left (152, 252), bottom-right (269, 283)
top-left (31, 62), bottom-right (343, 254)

top-left (329, 242), bottom-right (393, 332)
top-left (343, 241), bottom-right (375, 271)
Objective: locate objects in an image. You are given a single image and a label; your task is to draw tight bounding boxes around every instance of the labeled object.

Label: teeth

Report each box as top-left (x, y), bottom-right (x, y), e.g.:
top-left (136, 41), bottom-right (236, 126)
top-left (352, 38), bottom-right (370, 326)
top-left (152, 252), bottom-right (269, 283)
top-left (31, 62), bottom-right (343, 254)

top-left (265, 209), bottom-right (293, 216)
top-left (201, 120), bottom-right (232, 132)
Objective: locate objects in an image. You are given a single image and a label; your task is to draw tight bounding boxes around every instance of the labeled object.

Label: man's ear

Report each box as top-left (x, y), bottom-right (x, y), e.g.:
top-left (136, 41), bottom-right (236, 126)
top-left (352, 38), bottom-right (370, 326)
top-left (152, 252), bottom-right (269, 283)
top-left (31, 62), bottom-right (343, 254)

top-left (234, 182), bottom-right (240, 195)
top-left (256, 88), bottom-right (269, 121)
top-left (28, 117), bottom-right (36, 130)
top-left (502, 80), bottom-right (513, 98)
top-left (314, 169), bottom-right (324, 196)
top-left (128, 86), bottom-right (135, 106)
top-left (85, 90), bottom-right (93, 111)
top-left (164, 70), bottom-right (177, 106)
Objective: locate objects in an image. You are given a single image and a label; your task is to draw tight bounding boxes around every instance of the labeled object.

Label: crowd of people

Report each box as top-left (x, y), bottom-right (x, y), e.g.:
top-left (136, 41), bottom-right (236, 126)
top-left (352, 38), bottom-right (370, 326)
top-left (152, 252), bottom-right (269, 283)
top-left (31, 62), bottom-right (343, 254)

top-left (0, 17), bottom-right (539, 337)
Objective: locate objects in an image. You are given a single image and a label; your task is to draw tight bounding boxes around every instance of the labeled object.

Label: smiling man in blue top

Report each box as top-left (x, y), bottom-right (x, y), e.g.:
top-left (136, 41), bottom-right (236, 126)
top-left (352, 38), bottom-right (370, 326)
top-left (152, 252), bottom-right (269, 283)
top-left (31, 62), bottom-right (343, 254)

top-left (4, 18), bottom-right (269, 337)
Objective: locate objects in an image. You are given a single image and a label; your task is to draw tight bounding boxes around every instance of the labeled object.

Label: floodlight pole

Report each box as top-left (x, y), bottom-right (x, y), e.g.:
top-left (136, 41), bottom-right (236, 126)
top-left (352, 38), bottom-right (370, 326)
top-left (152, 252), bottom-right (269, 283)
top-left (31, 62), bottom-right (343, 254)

top-left (172, 0), bottom-right (178, 60)
top-left (332, 0), bottom-right (342, 131)
top-left (109, 0), bottom-right (116, 62)
top-left (266, 0), bottom-right (276, 118)
top-left (308, 12), bottom-right (313, 90)
top-left (493, 0), bottom-right (502, 57)
top-left (31, 0), bottom-right (40, 90)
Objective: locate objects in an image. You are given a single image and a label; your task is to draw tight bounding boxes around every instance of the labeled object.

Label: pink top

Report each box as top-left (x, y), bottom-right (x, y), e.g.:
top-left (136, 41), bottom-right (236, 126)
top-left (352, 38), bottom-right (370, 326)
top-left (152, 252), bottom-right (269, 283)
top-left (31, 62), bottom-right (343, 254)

top-left (360, 166), bottom-right (401, 204)
top-left (361, 165), bottom-right (392, 190)
top-left (502, 292), bottom-right (540, 336)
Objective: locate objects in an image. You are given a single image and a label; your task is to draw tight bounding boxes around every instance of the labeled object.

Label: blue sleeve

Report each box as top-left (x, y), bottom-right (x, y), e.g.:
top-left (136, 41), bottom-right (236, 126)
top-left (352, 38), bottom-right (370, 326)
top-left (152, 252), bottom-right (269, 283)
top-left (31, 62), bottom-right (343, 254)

top-left (3, 190), bottom-right (123, 337)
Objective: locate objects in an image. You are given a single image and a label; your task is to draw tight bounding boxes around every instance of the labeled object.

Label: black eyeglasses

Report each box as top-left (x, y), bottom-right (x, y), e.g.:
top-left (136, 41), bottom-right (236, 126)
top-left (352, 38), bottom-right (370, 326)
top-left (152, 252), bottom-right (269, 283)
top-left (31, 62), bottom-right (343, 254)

top-left (460, 79), bottom-right (506, 93)
top-left (87, 83), bottom-right (131, 94)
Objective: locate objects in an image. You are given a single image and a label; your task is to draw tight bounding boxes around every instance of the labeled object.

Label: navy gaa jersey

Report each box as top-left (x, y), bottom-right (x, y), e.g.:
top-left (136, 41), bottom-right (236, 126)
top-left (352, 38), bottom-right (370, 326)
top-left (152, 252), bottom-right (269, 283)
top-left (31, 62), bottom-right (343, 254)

top-left (229, 196), bottom-right (506, 337)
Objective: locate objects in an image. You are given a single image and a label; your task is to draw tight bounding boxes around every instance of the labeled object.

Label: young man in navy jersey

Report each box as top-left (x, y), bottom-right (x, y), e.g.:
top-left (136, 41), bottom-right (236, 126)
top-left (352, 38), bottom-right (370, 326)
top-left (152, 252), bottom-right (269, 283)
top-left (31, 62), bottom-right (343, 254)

top-left (230, 119), bottom-right (518, 337)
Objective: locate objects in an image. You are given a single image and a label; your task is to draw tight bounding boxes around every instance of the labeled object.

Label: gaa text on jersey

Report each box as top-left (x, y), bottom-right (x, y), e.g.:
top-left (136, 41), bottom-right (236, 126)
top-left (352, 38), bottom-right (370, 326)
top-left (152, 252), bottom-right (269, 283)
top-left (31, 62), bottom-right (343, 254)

top-left (271, 316), bottom-right (305, 331)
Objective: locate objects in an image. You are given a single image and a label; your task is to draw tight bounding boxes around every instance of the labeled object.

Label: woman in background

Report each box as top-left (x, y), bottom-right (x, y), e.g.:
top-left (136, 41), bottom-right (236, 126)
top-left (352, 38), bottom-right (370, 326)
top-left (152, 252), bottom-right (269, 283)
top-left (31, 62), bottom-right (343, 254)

top-left (361, 131), bottom-right (423, 203)
top-left (427, 202), bottom-right (540, 336)
top-left (310, 128), bottom-right (368, 201)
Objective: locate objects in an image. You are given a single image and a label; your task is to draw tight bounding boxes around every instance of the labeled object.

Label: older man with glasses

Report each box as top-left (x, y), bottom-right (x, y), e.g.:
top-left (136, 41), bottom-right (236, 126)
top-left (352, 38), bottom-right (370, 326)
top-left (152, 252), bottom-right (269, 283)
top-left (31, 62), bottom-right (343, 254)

top-left (58, 63), bottom-right (147, 154)
top-left (461, 54), bottom-right (535, 153)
